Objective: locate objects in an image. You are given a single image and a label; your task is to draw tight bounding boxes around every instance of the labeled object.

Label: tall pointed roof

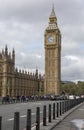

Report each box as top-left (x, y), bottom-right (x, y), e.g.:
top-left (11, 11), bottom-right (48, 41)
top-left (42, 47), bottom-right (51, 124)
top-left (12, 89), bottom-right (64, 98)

top-left (5, 44), bottom-right (8, 55)
top-left (50, 2), bottom-right (56, 18)
top-left (46, 2), bottom-right (58, 31)
top-left (12, 48), bottom-right (15, 54)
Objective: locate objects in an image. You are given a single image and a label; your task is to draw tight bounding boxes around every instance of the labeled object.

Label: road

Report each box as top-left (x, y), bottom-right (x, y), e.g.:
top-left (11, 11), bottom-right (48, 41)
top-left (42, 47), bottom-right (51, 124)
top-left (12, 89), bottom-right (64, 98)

top-left (0, 101), bottom-right (56, 130)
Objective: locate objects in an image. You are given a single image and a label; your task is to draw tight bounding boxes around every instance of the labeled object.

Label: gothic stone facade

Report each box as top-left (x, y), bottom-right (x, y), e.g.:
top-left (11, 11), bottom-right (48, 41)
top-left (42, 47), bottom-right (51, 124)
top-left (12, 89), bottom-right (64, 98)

top-left (44, 5), bottom-right (61, 95)
top-left (0, 46), bottom-right (44, 97)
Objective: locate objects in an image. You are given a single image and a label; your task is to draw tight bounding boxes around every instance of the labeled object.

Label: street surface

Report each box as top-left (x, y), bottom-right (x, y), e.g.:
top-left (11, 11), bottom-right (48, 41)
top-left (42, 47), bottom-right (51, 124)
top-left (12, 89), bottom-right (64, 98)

top-left (52, 102), bottom-right (84, 130)
top-left (0, 100), bottom-right (56, 130)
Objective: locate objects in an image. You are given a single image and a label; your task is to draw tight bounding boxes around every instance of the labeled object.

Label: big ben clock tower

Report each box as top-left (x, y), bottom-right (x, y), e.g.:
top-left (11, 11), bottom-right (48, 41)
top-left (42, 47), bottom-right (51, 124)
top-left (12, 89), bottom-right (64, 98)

top-left (44, 3), bottom-right (61, 95)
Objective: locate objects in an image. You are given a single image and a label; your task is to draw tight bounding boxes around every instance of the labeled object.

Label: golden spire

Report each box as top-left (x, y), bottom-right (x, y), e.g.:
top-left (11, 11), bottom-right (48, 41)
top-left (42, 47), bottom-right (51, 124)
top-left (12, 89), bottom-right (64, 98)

top-left (50, 0), bottom-right (56, 18)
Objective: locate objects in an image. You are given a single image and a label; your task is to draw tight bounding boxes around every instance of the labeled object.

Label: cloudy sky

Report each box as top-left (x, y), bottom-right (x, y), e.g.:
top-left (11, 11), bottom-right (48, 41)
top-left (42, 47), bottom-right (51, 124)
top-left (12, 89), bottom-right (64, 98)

top-left (0, 0), bottom-right (84, 82)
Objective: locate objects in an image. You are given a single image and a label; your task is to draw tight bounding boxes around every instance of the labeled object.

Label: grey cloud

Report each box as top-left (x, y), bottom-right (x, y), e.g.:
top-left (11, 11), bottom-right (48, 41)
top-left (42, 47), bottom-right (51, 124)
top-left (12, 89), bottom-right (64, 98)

top-left (15, 52), bottom-right (44, 71)
top-left (0, 0), bottom-right (84, 81)
top-left (0, 0), bottom-right (49, 24)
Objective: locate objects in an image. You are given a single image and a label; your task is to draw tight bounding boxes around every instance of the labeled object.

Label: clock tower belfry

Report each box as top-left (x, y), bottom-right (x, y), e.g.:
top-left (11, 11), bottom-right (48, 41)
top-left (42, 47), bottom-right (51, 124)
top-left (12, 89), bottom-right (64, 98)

top-left (44, 3), bottom-right (61, 95)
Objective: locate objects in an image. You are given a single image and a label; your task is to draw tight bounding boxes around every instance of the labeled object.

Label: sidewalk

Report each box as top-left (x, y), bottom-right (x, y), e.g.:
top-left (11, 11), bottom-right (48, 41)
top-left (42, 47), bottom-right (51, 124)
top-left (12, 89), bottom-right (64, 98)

top-left (39, 102), bottom-right (84, 130)
top-left (52, 102), bottom-right (84, 130)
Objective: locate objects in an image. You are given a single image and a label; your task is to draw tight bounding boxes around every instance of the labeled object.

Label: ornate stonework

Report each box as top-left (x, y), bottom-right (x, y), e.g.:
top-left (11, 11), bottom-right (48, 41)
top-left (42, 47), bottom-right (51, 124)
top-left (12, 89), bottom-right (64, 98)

top-left (0, 46), bottom-right (44, 97)
top-left (44, 4), bottom-right (61, 95)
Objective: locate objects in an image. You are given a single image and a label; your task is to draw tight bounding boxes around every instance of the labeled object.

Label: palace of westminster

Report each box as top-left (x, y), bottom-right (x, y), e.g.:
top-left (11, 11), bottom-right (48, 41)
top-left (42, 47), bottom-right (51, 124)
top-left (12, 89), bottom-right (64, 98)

top-left (0, 3), bottom-right (61, 97)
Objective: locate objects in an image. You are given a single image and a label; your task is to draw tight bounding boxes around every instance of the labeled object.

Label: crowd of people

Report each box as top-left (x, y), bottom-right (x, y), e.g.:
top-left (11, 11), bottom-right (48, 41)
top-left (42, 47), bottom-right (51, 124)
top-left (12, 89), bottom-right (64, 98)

top-left (1, 95), bottom-right (53, 104)
top-left (1, 94), bottom-right (74, 104)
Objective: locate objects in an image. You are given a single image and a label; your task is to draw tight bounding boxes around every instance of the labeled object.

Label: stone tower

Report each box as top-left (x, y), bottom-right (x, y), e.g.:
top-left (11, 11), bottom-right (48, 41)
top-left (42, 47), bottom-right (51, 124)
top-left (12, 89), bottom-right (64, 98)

top-left (0, 45), bottom-right (15, 96)
top-left (44, 3), bottom-right (61, 95)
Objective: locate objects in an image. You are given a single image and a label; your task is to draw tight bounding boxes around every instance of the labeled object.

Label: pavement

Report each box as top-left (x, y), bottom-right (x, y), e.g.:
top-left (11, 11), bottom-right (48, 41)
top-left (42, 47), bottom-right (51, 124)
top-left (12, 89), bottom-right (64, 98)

top-left (52, 102), bottom-right (84, 130)
top-left (36, 102), bottom-right (84, 130)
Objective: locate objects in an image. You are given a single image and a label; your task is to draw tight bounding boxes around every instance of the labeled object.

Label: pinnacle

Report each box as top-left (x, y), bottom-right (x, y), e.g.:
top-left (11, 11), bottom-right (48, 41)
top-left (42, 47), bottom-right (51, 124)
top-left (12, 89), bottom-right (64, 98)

top-left (50, 1), bottom-right (56, 18)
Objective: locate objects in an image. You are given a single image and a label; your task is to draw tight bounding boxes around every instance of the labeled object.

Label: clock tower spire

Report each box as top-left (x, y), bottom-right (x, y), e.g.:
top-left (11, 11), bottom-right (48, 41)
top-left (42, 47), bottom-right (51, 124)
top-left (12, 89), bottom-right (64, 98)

top-left (44, 3), bottom-right (61, 95)
top-left (49, 1), bottom-right (57, 24)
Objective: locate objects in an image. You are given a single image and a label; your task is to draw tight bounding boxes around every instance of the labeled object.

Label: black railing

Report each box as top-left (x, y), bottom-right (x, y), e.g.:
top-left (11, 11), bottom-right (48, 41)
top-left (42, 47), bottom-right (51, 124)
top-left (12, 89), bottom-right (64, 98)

top-left (0, 98), bottom-right (84, 130)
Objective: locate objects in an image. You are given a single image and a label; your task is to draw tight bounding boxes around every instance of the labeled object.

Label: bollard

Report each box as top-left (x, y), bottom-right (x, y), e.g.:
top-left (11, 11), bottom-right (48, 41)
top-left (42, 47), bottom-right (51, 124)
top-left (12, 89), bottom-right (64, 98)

top-left (36, 107), bottom-right (40, 130)
top-left (68, 100), bottom-right (70, 110)
top-left (53, 103), bottom-right (55, 120)
top-left (64, 101), bottom-right (66, 112)
top-left (43, 105), bottom-right (46, 126)
top-left (0, 116), bottom-right (2, 130)
top-left (48, 104), bottom-right (51, 123)
top-left (26, 109), bottom-right (31, 130)
top-left (60, 101), bottom-right (62, 116)
top-left (67, 101), bottom-right (69, 111)
top-left (62, 101), bottom-right (64, 114)
top-left (65, 101), bottom-right (67, 112)
top-left (66, 100), bottom-right (68, 111)
top-left (13, 112), bottom-right (20, 130)
top-left (67, 100), bottom-right (69, 110)
top-left (70, 100), bottom-right (72, 108)
top-left (67, 100), bottom-right (69, 111)
top-left (56, 102), bottom-right (59, 118)
top-left (71, 100), bottom-right (73, 107)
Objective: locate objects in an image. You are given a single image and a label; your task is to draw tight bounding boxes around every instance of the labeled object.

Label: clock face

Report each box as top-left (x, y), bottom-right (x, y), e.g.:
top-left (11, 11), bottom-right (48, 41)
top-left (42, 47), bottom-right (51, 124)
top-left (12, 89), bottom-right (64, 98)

top-left (48, 36), bottom-right (54, 43)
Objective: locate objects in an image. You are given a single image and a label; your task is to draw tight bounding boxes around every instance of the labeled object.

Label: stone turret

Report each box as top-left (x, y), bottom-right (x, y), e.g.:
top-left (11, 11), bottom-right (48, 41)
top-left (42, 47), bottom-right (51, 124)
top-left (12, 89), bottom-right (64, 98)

top-left (35, 68), bottom-right (38, 79)
top-left (5, 45), bottom-right (8, 56)
top-left (12, 48), bottom-right (15, 63)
